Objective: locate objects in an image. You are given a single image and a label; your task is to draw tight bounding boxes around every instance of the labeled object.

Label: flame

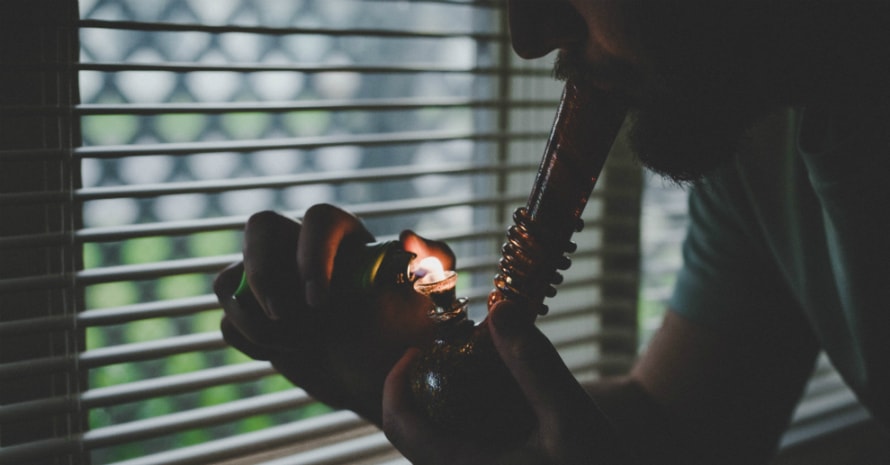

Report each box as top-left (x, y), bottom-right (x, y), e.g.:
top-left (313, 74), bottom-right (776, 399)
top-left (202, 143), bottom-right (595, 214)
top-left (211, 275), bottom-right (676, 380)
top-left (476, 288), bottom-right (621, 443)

top-left (414, 256), bottom-right (446, 282)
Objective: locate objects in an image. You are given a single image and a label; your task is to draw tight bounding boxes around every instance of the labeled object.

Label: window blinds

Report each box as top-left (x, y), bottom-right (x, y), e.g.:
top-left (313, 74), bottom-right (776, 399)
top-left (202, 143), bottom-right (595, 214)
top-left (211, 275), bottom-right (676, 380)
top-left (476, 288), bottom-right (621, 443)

top-left (1, 1), bottom-right (641, 464)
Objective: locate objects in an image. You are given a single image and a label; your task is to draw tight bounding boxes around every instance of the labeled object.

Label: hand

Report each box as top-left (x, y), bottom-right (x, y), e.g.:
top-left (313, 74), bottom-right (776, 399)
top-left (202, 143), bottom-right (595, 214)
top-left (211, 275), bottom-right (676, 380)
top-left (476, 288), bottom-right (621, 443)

top-left (214, 205), bottom-right (454, 424)
top-left (382, 301), bottom-right (639, 465)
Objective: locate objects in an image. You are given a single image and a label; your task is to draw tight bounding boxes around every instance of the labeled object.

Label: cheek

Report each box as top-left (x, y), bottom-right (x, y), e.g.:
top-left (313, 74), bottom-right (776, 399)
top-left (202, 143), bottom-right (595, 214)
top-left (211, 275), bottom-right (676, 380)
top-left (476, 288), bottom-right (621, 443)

top-left (570, 0), bottom-right (645, 65)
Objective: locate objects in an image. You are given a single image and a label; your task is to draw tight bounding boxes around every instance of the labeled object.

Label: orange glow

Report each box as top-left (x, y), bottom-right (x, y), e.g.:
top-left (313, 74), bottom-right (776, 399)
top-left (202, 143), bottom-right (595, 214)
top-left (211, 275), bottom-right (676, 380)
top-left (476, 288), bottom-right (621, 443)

top-left (414, 256), bottom-right (446, 283)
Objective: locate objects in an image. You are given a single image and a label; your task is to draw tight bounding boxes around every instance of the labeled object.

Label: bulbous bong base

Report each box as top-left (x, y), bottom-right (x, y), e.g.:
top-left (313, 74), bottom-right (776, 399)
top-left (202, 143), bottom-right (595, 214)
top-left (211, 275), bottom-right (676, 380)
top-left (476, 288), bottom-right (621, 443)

top-left (409, 315), bottom-right (535, 445)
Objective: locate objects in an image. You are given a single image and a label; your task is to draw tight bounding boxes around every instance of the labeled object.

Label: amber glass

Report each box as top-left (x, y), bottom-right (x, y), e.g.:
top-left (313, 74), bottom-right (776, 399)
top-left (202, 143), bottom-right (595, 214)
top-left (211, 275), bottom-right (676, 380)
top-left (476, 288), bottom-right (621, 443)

top-left (490, 82), bottom-right (626, 315)
top-left (410, 82), bottom-right (627, 446)
top-left (410, 311), bottom-right (535, 444)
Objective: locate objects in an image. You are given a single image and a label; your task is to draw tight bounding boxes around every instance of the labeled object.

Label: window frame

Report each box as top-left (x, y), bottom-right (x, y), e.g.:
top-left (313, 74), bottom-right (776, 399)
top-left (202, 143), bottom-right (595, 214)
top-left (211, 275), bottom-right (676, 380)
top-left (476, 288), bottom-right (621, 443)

top-left (0, 0), bottom-right (86, 463)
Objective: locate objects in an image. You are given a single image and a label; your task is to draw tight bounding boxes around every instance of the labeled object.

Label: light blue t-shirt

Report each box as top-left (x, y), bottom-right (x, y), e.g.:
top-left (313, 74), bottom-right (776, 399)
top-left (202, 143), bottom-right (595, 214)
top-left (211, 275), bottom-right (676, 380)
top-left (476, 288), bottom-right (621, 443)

top-left (669, 102), bottom-right (890, 427)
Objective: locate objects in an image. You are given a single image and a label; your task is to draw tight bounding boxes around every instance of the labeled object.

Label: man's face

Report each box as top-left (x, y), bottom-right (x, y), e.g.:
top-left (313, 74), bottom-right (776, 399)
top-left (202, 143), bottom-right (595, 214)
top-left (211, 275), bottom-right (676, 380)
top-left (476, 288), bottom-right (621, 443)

top-left (509, 0), bottom-right (781, 183)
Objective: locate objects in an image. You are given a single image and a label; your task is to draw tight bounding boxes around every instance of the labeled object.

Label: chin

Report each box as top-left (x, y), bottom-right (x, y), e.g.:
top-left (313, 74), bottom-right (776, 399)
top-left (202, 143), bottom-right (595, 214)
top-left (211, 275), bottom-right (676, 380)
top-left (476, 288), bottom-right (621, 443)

top-left (627, 111), bottom-right (741, 185)
top-left (624, 82), bottom-right (772, 185)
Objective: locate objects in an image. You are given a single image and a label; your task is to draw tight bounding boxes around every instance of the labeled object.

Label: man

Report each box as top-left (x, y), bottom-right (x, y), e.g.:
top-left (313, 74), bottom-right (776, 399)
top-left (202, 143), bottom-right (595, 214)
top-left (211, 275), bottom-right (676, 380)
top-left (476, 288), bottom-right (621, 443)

top-left (215, 1), bottom-right (890, 463)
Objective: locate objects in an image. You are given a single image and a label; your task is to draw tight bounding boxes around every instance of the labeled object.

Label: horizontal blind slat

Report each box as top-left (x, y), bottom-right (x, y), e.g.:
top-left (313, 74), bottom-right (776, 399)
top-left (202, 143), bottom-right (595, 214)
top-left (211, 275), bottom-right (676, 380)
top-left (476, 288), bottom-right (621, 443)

top-left (0, 295), bottom-right (220, 337)
top-left (3, 222), bottom-right (507, 252)
top-left (80, 164), bottom-right (529, 197)
top-left (0, 231), bottom-right (71, 249)
top-left (75, 194), bottom-right (523, 242)
top-left (82, 361), bottom-right (276, 409)
top-left (0, 147), bottom-right (65, 162)
top-left (256, 432), bottom-right (394, 465)
top-left (76, 97), bottom-right (552, 115)
top-left (75, 62), bottom-right (542, 76)
top-left (80, 332), bottom-right (226, 369)
top-left (83, 389), bottom-right (314, 450)
top-left (74, 199), bottom-right (638, 244)
top-left (0, 396), bottom-right (78, 424)
top-left (77, 18), bottom-right (504, 39)
top-left (78, 295), bottom-right (221, 326)
top-left (74, 130), bottom-right (541, 158)
top-left (8, 97), bottom-right (554, 116)
top-left (0, 356), bottom-right (72, 381)
top-left (0, 273), bottom-right (70, 294)
top-left (75, 163), bottom-right (535, 202)
top-left (104, 410), bottom-right (366, 465)
top-left (0, 437), bottom-right (77, 465)
top-left (0, 314), bottom-right (74, 336)
top-left (0, 362), bottom-right (277, 422)
top-left (78, 254), bottom-right (239, 285)
top-left (0, 295), bottom-right (219, 337)
top-left (0, 333), bottom-right (226, 379)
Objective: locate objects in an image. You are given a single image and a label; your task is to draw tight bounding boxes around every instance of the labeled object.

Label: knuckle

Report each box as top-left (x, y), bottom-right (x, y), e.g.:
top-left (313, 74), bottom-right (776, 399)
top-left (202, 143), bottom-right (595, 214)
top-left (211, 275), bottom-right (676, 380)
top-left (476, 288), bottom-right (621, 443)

top-left (303, 203), bottom-right (342, 223)
top-left (245, 209), bottom-right (283, 230)
top-left (245, 210), bottom-right (300, 239)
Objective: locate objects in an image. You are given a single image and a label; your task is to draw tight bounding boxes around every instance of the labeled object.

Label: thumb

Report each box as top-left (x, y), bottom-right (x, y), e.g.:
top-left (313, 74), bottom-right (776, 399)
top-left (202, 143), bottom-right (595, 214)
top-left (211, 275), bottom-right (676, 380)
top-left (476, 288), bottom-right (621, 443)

top-left (488, 301), bottom-right (592, 429)
top-left (399, 230), bottom-right (455, 270)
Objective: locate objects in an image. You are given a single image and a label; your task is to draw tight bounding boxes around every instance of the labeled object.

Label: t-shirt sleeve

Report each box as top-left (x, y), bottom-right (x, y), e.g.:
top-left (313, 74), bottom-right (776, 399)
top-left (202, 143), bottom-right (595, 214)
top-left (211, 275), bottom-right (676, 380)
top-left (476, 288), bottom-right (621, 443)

top-left (668, 174), bottom-right (795, 334)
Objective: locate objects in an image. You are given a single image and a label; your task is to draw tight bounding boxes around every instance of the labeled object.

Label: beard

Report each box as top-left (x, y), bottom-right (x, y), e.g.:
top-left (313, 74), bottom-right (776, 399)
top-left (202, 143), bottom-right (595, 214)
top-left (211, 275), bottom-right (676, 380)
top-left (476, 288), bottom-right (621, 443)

top-left (553, 9), bottom-right (777, 185)
top-left (624, 77), bottom-right (767, 185)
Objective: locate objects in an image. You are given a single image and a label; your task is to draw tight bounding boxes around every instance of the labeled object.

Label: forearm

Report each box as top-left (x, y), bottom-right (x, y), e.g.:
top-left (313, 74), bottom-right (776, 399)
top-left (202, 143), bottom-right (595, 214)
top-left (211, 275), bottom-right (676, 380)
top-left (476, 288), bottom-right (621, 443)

top-left (583, 310), bottom-right (819, 465)
top-left (584, 376), bottom-right (682, 465)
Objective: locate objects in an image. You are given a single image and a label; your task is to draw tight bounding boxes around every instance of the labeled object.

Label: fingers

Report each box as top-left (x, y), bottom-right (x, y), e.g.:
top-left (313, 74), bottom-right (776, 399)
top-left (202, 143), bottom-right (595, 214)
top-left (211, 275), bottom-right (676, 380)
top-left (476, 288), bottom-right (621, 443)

top-left (399, 230), bottom-right (456, 270)
top-left (242, 211), bottom-right (302, 320)
top-left (220, 316), bottom-right (278, 360)
top-left (488, 301), bottom-right (595, 432)
top-left (215, 261), bottom-right (296, 353)
top-left (213, 260), bottom-right (245, 300)
top-left (297, 204), bottom-right (374, 309)
top-left (383, 349), bottom-right (463, 465)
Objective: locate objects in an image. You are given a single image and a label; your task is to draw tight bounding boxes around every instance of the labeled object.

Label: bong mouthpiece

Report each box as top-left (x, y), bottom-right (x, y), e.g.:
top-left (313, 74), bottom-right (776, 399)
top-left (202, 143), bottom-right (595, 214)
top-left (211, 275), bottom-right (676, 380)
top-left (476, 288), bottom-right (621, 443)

top-left (489, 82), bottom-right (627, 315)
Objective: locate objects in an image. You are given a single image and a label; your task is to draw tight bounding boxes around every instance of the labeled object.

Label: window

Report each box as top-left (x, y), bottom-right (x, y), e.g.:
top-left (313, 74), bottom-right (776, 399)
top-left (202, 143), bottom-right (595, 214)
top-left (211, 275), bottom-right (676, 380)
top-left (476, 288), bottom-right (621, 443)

top-left (2, 1), bottom-right (641, 464)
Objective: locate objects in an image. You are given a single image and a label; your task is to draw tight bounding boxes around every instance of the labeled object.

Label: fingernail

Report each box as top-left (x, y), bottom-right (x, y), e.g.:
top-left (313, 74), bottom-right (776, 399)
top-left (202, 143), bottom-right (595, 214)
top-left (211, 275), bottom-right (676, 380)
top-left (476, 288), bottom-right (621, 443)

top-left (305, 279), bottom-right (328, 309)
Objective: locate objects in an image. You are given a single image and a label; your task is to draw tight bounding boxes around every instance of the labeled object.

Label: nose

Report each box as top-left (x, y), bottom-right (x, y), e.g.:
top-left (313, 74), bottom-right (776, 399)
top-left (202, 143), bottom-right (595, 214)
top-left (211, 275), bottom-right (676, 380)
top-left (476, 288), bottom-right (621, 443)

top-left (508, 0), bottom-right (588, 59)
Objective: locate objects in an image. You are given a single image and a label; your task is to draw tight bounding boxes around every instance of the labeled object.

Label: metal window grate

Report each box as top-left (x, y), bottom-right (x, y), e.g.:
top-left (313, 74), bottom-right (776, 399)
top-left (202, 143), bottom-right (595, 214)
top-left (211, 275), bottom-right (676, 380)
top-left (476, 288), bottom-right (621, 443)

top-left (1, 1), bottom-right (641, 464)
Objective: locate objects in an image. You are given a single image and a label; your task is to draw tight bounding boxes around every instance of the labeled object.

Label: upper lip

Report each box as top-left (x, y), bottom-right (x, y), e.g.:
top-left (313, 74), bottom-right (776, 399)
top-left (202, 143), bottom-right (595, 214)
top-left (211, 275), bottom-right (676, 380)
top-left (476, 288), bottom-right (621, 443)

top-left (555, 50), bottom-right (644, 102)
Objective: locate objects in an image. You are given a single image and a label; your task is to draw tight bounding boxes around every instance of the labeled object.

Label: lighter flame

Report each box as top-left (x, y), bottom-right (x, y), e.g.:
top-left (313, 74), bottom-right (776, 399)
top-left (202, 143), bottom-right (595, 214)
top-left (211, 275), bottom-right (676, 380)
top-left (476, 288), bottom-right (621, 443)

top-left (414, 256), bottom-right (447, 283)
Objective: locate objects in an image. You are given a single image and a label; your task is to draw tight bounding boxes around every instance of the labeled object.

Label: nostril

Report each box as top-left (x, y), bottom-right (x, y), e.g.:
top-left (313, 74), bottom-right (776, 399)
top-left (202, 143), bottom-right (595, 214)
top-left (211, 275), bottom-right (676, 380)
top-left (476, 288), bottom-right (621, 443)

top-left (508, 0), bottom-right (588, 59)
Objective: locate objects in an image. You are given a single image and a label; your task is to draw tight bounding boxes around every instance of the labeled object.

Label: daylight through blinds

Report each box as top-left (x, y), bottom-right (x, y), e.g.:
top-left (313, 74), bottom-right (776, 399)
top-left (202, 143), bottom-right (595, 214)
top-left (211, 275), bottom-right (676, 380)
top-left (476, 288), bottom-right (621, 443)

top-left (2, 1), bottom-right (640, 463)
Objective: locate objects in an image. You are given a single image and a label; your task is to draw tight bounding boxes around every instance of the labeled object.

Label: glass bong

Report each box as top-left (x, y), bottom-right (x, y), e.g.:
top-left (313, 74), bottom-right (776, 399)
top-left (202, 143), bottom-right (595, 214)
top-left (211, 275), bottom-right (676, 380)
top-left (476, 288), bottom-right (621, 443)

top-left (406, 81), bottom-right (627, 445)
